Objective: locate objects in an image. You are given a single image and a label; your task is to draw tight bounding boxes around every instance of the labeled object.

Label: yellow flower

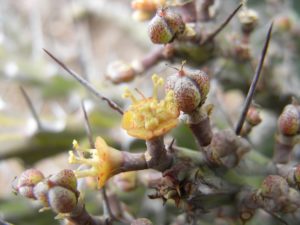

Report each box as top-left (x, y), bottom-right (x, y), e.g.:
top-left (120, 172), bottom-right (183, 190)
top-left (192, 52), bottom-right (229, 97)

top-left (122, 74), bottom-right (179, 140)
top-left (68, 137), bottom-right (122, 188)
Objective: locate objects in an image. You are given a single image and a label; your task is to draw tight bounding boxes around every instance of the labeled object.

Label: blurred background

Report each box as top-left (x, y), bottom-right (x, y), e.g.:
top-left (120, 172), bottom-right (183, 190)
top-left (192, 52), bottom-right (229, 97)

top-left (0, 0), bottom-right (300, 224)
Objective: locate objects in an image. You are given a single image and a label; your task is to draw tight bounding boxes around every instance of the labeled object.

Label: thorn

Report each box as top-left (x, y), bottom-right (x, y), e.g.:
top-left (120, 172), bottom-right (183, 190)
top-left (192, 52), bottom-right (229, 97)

top-left (167, 138), bottom-right (175, 152)
top-left (80, 100), bottom-right (115, 222)
top-left (200, 3), bottom-right (243, 45)
top-left (81, 100), bottom-right (95, 148)
top-left (19, 86), bottom-right (43, 130)
top-left (235, 22), bottom-right (273, 135)
top-left (43, 49), bottom-right (124, 115)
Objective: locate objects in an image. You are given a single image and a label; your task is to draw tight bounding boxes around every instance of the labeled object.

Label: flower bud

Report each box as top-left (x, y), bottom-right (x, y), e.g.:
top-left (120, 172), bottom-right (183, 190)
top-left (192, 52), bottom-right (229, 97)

top-left (278, 104), bottom-right (300, 136)
top-left (131, 218), bottom-right (153, 225)
top-left (49, 169), bottom-right (77, 193)
top-left (246, 106), bottom-right (262, 126)
top-left (238, 8), bottom-right (259, 34)
top-left (166, 67), bottom-right (210, 113)
top-left (260, 175), bottom-right (289, 198)
top-left (33, 181), bottom-right (50, 206)
top-left (106, 61), bottom-right (135, 84)
top-left (148, 8), bottom-right (185, 44)
top-left (48, 186), bottom-right (77, 213)
top-left (17, 169), bottom-right (44, 199)
top-left (173, 76), bottom-right (201, 113)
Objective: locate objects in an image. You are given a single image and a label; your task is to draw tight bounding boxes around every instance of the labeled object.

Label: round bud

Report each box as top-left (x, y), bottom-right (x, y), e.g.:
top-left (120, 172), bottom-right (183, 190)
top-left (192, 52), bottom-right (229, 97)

top-left (106, 61), bottom-right (135, 84)
top-left (260, 175), bottom-right (289, 198)
top-left (148, 8), bottom-right (184, 44)
top-left (185, 69), bottom-right (210, 105)
top-left (275, 15), bottom-right (292, 32)
top-left (18, 186), bottom-right (35, 199)
top-left (278, 104), bottom-right (300, 136)
top-left (33, 181), bottom-right (50, 207)
top-left (162, 8), bottom-right (185, 36)
top-left (49, 169), bottom-right (77, 193)
top-left (238, 8), bottom-right (259, 34)
top-left (16, 169), bottom-right (44, 199)
top-left (166, 67), bottom-right (210, 113)
top-left (173, 76), bottom-right (201, 113)
top-left (17, 169), bottom-right (44, 188)
top-left (48, 186), bottom-right (77, 213)
top-left (131, 218), bottom-right (153, 225)
top-left (246, 106), bottom-right (262, 126)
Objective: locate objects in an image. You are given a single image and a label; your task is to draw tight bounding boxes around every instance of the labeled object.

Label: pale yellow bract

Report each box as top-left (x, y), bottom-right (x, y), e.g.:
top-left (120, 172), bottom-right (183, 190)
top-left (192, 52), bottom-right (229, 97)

top-left (68, 137), bottom-right (122, 188)
top-left (122, 74), bottom-right (179, 140)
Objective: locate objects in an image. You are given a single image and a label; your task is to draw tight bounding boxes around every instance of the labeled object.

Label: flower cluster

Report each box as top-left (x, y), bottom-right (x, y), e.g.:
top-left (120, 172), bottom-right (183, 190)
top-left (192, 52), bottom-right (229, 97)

top-left (68, 137), bottom-right (123, 188)
top-left (122, 74), bottom-right (179, 140)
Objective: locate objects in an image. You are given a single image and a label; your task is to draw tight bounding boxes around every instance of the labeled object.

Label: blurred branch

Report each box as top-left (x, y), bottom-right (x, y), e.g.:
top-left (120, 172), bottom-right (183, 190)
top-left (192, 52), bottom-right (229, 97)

top-left (43, 49), bottom-right (124, 115)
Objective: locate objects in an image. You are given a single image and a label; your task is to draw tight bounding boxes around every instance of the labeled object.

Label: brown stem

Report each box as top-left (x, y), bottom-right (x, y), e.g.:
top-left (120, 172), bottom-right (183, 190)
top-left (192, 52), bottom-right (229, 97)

top-left (67, 201), bottom-right (105, 225)
top-left (189, 117), bottom-right (212, 147)
top-left (186, 106), bottom-right (213, 147)
top-left (121, 152), bottom-right (148, 171)
top-left (273, 135), bottom-right (294, 164)
top-left (145, 136), bottom-right (173, 171)
top-left (139, 46), bottom-right (164, 71)
top-left (43, 49), bottom-right (124, 115)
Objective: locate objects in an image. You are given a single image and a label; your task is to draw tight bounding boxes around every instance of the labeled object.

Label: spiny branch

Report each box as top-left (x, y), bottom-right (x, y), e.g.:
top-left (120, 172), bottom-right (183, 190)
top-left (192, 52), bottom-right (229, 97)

top-left (200, 3), bottom-right (243, 45)
top-left (81, 100), bottom-right (95, 148)
top-left (235, 22), bottom-right (273, 135)
top-left (80, 101), bottom-right (115, 224)
top-left (19, 86), bottom-right (43, 130)
top-left (43, 49), bottom-right (124, 115)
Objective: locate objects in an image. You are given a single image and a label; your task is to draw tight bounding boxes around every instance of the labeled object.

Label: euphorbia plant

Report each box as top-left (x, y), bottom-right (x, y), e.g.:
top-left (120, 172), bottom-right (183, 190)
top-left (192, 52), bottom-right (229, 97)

top-left (11, 1), bottom-right (300, 225)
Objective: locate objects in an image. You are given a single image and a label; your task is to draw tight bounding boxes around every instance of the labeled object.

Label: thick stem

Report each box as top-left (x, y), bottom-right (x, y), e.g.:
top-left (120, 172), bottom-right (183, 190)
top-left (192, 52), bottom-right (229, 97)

top-left (145, 136), bottom-right (173, 171)
top-left (67, 201), bottom-right (104, 225)
top-left (121, 152), bottom-right (148, 171)
top-left (186, 106), bottom-right (213, 147)
top-left (273, 135), bottom-right (294, 164)
top-left (189, 117), bottom-right (212, 147)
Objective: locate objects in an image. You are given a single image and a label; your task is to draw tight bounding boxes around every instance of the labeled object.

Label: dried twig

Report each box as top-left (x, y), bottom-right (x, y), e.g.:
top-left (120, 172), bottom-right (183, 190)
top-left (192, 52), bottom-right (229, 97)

top-left (19, 86), bottom-right (43, 130)
top-left (43, 49), bottom-right (124, 115)
top-left (200, 4), bottom-right (243, 45)
top-left (235, 22), bottom-right (273, 135)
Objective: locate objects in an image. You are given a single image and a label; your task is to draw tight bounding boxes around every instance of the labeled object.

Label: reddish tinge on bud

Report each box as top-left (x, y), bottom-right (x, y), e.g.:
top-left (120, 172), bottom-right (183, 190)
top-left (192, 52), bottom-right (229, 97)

top-left (260, 175), bottom-right (289, 198)
top-left (278, 104), bottom-right (300, 136)
top-left (48, 186), bottom-right (77, 213)
top-left (165, 65), bottom-right (210, 113)
top-left (148, 8), bottom-right (185, 44)
top-left (48, 169), bottom-right (77, 193)
top-left (16, 169), bottom-right (44, 199)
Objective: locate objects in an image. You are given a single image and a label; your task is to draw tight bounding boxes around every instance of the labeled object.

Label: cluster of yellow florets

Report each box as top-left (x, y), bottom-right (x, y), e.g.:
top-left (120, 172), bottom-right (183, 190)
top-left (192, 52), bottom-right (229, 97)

top-left (121, 74), bottom-right (179, 140)
top-left (68, 137), bottom-right (122, 188)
